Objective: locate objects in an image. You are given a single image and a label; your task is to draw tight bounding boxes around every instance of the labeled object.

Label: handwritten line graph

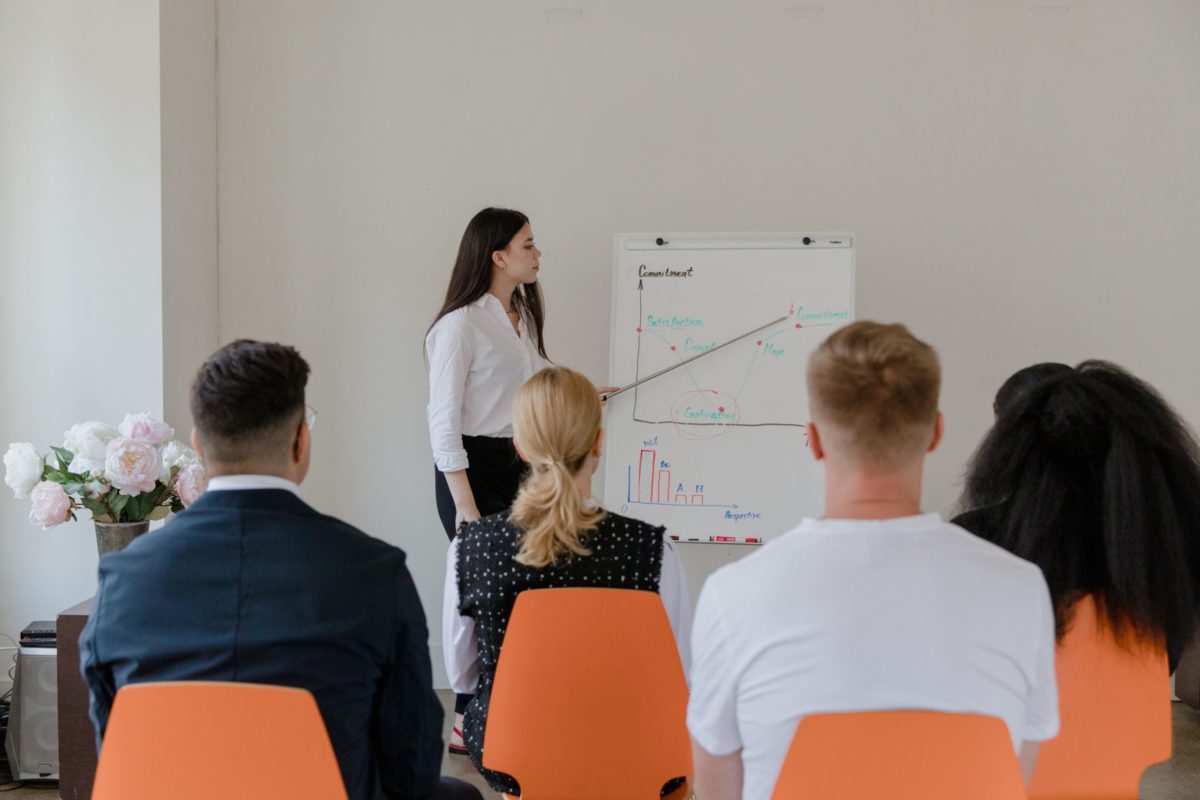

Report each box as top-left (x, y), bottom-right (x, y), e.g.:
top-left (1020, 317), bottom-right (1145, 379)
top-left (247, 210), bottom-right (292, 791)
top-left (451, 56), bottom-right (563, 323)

top-left (630, 279), bottom-right (844, 432)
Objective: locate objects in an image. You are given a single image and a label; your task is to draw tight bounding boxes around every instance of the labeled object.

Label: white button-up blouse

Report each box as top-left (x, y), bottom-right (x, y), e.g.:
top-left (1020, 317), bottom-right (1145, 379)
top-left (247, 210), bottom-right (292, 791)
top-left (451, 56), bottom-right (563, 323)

top-left (425, 294), bottom-right (549, 472)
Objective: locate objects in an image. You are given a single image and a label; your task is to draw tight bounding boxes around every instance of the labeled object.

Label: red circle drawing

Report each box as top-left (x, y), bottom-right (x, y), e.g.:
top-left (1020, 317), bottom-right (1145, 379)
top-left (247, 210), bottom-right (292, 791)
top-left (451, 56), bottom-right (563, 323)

top-left (669, 390), bottom-right (740, 440)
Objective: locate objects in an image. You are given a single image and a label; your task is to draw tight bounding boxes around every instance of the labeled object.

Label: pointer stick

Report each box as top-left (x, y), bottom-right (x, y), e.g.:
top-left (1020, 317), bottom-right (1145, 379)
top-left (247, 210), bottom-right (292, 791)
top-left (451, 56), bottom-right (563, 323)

top-left (603, 315), bottom-right (789, 401)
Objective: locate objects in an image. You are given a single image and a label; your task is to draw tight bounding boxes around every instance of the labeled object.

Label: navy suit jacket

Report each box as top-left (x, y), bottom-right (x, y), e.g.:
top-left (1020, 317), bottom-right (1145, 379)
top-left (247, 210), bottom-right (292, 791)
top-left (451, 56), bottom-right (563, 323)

top-left (80, 488), bottom-right (444, 800)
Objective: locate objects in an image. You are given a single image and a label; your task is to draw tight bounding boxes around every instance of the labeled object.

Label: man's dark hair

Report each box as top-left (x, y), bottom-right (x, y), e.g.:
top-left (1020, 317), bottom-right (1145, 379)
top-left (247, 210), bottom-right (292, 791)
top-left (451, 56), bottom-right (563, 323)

top-left (190, 340), bottom-right (310, 465)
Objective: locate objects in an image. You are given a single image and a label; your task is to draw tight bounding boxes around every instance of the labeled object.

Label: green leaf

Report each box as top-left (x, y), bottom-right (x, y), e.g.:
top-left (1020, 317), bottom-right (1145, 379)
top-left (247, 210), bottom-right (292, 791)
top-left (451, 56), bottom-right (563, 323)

top-left (125, 495), bottom-right (146, 523)
top-left (170, 499), bottom-right (185, 514)
top-left (109, 493), bottom-right (130, 516)
top-left (146, 506), bottom-right (170, 521)
top-left (51, 447), bottom-right (75, 472)
top-left (144, 483), bottom-right (169, 507)
top-left (81, 498), bottom-right (111, 522)
top-left (44, 470), bottom-right (69, 484)
top-left (64, 482), bottom-right (85, 495)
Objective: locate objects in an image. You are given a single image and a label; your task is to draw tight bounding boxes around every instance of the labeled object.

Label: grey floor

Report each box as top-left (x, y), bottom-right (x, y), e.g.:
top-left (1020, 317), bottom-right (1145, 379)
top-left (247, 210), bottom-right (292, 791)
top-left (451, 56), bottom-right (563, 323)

top-left (4, 692), bottom-right (1198, 798)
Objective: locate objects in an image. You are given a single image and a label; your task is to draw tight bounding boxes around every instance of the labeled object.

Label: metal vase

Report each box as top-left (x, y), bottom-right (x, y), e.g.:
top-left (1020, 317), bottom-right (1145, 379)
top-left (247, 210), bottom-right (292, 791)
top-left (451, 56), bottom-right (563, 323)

top-left (94, 520), bottom-right (150, 557)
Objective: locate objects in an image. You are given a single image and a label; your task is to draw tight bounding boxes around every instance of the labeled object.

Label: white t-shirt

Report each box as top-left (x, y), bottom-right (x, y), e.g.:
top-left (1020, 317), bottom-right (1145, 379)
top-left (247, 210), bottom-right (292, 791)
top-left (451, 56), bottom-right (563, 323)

top-left (687, 513), bottom-right (1059, 800)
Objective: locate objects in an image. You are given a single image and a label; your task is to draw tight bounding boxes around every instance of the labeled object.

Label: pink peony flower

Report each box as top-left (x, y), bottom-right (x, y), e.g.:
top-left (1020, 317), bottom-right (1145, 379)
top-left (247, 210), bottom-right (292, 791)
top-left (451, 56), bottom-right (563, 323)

top-left (104, 437), bottom-right (161, 496)
top-left (118, 412), bottom-right (174, 446)
top-left (175, 463), bottom-right (208, 507)
top-left (29, 481), bottom-right (72, 528)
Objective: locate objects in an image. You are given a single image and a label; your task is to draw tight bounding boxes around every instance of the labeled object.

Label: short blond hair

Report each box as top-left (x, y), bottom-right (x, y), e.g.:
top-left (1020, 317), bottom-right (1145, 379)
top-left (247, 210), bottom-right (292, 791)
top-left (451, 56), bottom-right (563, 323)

top-left (806, 321), bottom-right (941, 465)
top-left (510, 367), bottom-right (606, 567)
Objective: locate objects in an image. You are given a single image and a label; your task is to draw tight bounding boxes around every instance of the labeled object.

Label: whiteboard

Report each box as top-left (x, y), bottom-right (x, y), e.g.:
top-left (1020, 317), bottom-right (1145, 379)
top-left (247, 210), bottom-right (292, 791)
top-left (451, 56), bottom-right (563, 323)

top-left (603, 233), bottom-right (855, 544)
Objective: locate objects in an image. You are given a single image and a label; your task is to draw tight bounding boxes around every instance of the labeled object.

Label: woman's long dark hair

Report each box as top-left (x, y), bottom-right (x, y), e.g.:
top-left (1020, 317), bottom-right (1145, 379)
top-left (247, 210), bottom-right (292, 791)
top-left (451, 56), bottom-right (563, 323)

top-left (960, 360), bottom-right (1200, 653)
top-left (426, 207), bottom-right (548, 359)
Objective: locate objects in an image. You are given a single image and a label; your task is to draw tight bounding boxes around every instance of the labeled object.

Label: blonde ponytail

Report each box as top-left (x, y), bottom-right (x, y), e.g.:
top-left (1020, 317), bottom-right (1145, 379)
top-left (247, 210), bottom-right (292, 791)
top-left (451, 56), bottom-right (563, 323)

top-left (510, 367), bottom-right (606, 567)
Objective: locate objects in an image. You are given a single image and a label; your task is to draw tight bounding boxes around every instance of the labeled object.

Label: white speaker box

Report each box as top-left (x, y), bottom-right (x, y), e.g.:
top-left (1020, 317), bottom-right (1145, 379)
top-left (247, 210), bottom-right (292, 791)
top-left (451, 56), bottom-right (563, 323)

top-left (3, 646), bottom-right (59, 780)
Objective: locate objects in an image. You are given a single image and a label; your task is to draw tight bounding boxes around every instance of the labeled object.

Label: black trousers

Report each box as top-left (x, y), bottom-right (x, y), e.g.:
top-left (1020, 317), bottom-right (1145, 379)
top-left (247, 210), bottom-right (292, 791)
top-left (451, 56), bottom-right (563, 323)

top-left (433, 776), bottom-right (484, 800)
top-left (434, 436), bottom-right (524, 539)
top-left (435, 436), bottom-right (525, 715)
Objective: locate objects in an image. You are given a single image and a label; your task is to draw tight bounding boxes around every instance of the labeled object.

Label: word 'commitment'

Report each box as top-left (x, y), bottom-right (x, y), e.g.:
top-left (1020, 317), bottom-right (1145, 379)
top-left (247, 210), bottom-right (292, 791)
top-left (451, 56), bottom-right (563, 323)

top-left (639, 264), bottom-right (694, 278)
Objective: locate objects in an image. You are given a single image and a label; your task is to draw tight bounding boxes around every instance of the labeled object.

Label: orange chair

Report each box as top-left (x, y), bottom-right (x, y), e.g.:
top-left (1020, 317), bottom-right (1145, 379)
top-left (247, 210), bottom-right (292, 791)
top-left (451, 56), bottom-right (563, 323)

top-left (770, 710), bottom-right (1027, 800)
top-left (1029, 596), bottom-right (1172, 800)
top-left (482, 587), bottom-right (691, 799)
top-left (92, 681), bottom-right (347, 800)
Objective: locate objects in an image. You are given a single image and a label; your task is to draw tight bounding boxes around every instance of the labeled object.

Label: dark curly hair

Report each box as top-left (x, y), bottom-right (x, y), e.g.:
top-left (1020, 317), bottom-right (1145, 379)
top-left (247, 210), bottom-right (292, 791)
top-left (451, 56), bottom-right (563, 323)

top-left (959, 360), bottom-right (1200, 658)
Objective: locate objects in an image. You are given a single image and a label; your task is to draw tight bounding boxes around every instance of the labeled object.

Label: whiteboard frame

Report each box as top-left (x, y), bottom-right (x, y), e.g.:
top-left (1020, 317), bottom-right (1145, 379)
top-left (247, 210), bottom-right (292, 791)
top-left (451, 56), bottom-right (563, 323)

top-left (606, 231), bottom-right (856, 544)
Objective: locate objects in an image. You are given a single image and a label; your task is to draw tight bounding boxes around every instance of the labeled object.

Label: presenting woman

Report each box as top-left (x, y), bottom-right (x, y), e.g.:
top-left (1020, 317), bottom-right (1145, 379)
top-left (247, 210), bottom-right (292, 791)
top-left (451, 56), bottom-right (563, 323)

top-left (428, 207), bottom-right (620, 753)
top-left (427, 207), bottom-right (551, 541)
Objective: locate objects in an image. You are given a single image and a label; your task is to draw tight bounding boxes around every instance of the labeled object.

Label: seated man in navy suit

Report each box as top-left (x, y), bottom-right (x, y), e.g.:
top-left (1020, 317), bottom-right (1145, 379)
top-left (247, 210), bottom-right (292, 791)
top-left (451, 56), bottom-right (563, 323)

top-left (81, 340), bottom-right (480, 800)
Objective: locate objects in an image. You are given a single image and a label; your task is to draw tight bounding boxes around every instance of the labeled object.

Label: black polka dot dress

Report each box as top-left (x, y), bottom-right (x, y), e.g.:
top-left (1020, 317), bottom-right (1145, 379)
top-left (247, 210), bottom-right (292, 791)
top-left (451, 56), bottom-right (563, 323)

top-left (455, 510), bottom-right (667, 795)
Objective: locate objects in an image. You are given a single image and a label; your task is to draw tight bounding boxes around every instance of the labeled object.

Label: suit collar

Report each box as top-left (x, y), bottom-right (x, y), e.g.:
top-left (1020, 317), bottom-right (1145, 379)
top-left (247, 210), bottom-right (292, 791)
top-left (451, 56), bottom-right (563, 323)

top-left (183, 487), bottom-right (317, 516)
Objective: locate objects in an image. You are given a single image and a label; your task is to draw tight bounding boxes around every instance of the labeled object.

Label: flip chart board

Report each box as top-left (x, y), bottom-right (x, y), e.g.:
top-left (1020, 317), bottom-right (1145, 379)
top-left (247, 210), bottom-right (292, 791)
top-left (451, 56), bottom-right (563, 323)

top-left (603, 233), bottom-right (855, 544)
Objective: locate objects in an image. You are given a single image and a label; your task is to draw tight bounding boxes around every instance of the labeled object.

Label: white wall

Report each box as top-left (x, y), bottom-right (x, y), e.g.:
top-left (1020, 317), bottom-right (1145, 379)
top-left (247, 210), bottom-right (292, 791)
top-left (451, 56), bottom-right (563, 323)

top-left (161, 0), bottom-right (219, 429)
top-left (0, 0), bottom-right (164, 669)
top-left (214, 0), bottom-right (1200, 683)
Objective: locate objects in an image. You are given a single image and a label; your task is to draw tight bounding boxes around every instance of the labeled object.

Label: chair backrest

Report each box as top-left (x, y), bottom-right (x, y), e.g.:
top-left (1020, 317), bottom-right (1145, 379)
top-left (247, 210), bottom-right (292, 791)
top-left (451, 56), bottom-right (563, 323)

top-left (1029, 596), bottom-right (1172, 800)
top-left (482, 587), bottom-right (691, 799)
top-left (92, 681), bottom-right (348, 800)
top-left (770, 710), bottom-right (1027, 800)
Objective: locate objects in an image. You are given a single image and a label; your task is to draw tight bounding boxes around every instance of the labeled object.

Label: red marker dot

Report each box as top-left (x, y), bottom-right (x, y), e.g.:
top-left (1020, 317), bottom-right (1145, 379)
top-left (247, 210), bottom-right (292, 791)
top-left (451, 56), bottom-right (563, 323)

top-left (756, 340), bottom-right (763, 346)
top-left (795, 323), bottom-right (802, 329)
top-left (718, 406), bottom-right (726, 413)
top-left (670, 345), bottom-right (677, 351)
top-left (636, 327), bottom-right (642, 333)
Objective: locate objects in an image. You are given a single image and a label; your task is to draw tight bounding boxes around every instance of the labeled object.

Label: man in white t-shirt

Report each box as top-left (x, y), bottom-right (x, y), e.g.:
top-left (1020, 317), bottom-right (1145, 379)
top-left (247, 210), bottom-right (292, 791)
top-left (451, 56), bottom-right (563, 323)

top-left (687, 321), bottom-right (1059, 800)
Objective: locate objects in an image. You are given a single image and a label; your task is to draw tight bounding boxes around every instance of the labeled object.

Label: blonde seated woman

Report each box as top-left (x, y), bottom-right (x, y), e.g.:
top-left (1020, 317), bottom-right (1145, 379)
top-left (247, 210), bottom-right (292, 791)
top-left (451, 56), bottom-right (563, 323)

top-left (442, 366), bottom-right (692, 795)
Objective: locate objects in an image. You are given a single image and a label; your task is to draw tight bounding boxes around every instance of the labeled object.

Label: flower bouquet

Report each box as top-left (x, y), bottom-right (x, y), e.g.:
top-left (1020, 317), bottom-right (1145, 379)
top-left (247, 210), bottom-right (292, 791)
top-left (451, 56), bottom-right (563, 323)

top-left (4, 413), bottom-right (208, 553)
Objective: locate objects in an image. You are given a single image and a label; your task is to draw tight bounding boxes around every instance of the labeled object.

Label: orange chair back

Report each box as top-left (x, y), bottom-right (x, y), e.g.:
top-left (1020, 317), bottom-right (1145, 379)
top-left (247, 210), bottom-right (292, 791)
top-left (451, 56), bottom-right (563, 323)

top-left (482, 587), bottom-right (691, 799)
top-left (1029, 596), bottom-right (1171, 800)
top-left (92, 681), bottom-right (347, 800)
top-left (770, 710), bottom-right (1027, 800)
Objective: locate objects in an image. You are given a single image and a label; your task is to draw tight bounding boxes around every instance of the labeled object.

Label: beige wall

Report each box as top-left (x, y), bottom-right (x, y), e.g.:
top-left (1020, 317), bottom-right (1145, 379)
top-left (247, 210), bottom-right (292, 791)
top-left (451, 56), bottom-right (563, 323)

top-left (214, 0), bottom-right (1200, 681)
top-left (3, 1), bottom-right (1198, 689)
top-left (161, 0), bottom-right (219, 430)
top-left (0, 0), bottom-right (165, 665)
top-left (0, 0), bottom-right (217, 688)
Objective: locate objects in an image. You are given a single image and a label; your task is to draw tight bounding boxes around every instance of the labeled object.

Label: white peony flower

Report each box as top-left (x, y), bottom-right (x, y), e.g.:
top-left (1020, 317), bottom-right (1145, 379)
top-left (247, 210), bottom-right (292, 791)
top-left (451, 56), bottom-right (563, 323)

top-left (159, 439), bottom-right (200, 483)
top-left (63, 421), bottom-right (118, 475)
top-left (4, 443), bottom-right (43, 499)
top-left (118, 412), bottom-right (174, 447)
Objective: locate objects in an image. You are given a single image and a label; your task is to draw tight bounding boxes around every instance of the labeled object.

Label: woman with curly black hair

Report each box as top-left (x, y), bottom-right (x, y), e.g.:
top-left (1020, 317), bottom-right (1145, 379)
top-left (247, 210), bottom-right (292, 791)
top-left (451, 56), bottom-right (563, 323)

top-left (955, 360), bottom-right (1200, 668)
